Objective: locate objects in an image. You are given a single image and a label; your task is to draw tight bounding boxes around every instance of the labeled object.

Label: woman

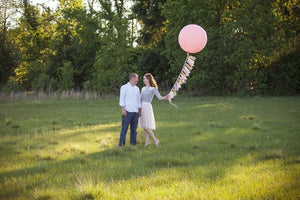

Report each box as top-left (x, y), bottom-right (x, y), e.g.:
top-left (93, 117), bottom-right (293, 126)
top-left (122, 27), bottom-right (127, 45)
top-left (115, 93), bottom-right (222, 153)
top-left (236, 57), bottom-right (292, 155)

top-left (139, 73), bottom-right (169, 146)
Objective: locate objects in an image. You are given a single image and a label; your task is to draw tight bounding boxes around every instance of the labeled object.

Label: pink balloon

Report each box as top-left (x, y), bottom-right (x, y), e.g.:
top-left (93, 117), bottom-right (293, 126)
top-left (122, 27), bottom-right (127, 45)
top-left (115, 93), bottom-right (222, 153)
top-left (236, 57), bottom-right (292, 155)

top-left (178, 24), bottom-right (207, 54)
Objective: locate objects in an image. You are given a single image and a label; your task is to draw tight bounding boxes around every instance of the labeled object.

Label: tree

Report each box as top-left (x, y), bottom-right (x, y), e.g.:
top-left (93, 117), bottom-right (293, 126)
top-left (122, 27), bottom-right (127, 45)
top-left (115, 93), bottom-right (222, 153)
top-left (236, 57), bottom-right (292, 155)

top-left (91, 0), bottom-right (137, 93)
top-left (132, 0), bottom-right (172, 89)
top-left (10, 0), bottom-right (55, 90)
top-left (1, 0), bottom-right (298, 95)
top-left (162, 0), bottom-right (299, 95)
top-left (46, 0), bottom-right (101, 90)
top-left (132, 0), bottom-right (167, 47)
top-left (0, 0), bottom-right (20, 89)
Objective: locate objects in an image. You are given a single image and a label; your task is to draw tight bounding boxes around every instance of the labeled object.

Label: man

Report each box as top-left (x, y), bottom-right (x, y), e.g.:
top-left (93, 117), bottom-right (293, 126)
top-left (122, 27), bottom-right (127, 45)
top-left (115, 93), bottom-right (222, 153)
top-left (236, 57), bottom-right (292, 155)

top-left (119, 73), bottom-right (141, 146)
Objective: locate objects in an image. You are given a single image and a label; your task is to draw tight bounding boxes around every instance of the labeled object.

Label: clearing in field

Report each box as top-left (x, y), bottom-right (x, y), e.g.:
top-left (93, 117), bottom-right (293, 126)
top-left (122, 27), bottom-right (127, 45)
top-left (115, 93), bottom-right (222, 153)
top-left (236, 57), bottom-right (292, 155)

top-left (0, 97), bottom-right (299, 199)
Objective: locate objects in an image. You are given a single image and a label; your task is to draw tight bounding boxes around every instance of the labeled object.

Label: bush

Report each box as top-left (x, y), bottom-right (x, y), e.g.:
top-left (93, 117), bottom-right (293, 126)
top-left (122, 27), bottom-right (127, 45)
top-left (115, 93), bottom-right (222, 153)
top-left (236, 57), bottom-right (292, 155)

top-left (2, 80), bottom-right (24, 93)
top-left (31, 73), bottom-right (50, 91)
top-left (58, 61), bottom-right (74, 91)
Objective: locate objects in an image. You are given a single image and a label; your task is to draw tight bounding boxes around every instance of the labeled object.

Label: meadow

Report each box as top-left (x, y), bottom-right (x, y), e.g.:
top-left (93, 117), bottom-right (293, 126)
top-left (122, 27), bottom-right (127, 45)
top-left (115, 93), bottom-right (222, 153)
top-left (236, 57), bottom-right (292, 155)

top-left (0, 96), bottom-right (299, 199)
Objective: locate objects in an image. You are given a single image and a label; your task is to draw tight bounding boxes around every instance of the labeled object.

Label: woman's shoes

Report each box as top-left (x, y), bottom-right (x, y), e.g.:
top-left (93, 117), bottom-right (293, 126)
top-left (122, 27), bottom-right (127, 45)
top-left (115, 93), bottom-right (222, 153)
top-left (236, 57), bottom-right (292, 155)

top-left (145, 141), bottom-right (150, 147)
top-left (145, 140), bottom-right (160, 147)
top-left (154, 139), bottom-right (160, 147)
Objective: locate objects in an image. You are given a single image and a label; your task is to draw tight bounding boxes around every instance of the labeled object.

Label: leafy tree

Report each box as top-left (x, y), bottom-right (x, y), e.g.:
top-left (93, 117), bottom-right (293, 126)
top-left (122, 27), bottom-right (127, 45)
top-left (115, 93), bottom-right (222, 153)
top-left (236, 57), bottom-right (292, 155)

top-left (43, 0), bottom-right (101, 91)
top-left (162, 0), bottom-right (299, 95)
top-left (132, 0), bottom-right (167, 47)
top-left (0, 0), bottom-right (20, 89)
top-left (132, 0), bottom-right (172, 89)
top-left (11, 0), bottom-right (55, 90)
top-left (91, 0), bottom-right (137, 93)
top-left (58, 61), bottom-right (74, 90)
top-left (1, 0), bottom-right (298, 95)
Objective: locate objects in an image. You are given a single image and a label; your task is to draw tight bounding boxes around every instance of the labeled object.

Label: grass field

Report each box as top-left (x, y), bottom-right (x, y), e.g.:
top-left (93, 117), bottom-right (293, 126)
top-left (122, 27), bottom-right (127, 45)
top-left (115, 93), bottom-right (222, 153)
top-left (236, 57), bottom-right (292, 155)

top-left (0, 96), bottom-right (299, 199)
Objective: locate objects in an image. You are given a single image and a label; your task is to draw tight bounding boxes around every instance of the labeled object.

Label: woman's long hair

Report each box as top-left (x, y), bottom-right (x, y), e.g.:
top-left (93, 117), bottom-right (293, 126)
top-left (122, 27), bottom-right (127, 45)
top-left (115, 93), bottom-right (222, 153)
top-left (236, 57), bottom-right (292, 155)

top-left (145, 73), bottom-right (158, 89)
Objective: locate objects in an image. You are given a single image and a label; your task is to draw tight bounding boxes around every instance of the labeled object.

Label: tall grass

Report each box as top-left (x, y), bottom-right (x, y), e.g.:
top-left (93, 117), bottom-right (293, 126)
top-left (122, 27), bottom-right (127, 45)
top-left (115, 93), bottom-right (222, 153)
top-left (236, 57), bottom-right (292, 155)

top-left (0, 96), bottom-right (299, 199)
top-left (0, 90), bottom-right (107, 101)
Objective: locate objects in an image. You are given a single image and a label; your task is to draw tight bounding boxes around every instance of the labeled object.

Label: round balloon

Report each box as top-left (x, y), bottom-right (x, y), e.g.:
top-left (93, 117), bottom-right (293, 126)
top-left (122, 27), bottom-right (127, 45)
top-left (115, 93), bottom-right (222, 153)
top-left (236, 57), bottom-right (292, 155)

top-left (178, 24), bottom-right (207, 53)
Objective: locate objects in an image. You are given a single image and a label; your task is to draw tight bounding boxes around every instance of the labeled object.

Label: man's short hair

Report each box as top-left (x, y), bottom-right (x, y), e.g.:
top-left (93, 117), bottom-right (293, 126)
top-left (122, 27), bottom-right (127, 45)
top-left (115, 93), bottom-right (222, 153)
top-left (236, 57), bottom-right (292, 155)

top-left (129, 73), bottom-right (138, 80)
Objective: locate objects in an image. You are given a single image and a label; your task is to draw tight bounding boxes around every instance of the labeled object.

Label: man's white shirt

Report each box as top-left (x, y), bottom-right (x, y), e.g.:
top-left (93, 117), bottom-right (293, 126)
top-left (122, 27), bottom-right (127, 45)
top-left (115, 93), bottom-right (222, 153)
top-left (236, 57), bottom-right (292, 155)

top-left (119, 82), bottom-right (141, 113)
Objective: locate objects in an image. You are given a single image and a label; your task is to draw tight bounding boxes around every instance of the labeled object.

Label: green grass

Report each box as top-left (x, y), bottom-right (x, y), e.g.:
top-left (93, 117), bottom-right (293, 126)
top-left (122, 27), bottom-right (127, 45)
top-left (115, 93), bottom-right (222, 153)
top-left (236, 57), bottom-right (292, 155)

top-left (0, 96), bottom-right (299, 199)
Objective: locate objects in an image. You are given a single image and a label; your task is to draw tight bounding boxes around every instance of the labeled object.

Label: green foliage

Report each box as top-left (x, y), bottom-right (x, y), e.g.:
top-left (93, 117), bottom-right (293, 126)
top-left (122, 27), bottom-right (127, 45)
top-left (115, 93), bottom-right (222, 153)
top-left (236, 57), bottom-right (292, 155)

top-left (92, 46), bottom-right (138, 93)
top-left (91, 0), bottom-right (138, 93)
top-left (54, 1), bottom-right (101, 89)
top-left (2, 80), bottom-right (24, 93)
top-left (0, 33), bottom-right (19, 89)
top-left (31, 73), bottom-right (50, 91)
top-left (132, 0), bottom-right (167, 47)
top-left (58, 61), bottom-right (74, 91)
top-left (132, 0), bottom-right (173, 90)
top-left (0, 0), bottom-right (299, 95)
top-left (10, 2), bottom-right (56, 90)
top-left (162, 0), bottom-right (299, 95)
top-left (0, 0), bottom-right (21, 89)
top-left (135, 47), bottom-right (172, 89)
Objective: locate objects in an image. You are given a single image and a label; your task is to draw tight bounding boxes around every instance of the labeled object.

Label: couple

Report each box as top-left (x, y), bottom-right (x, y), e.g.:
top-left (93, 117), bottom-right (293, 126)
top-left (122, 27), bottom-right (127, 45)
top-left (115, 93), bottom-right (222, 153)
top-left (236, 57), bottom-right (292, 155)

top-left (119, 73), bottom-right (168, 147)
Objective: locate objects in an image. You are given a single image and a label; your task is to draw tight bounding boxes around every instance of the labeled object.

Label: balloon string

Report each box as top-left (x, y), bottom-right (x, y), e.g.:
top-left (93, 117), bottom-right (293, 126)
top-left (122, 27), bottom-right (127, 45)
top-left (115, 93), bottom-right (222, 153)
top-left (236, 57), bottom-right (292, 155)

top-left (168, 53), bottom-right (196, 108)
top-left (168, 98), bottom-right (178, 108)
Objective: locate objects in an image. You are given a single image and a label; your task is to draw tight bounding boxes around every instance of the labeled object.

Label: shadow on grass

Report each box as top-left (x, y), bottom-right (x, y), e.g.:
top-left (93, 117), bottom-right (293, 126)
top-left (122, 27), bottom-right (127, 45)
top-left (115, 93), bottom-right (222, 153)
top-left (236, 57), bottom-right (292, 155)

top-left (1, 97), bottom-right (299, 198)
top-left (1, 120), bottom-right (297, 182)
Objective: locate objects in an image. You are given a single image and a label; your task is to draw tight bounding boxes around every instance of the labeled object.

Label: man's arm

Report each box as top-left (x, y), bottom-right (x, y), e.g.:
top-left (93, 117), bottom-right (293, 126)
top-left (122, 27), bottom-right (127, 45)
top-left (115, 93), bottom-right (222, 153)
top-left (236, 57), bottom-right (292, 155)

top-left (138, 88), bottom-right (141, 117)
top-left (119, 86), bottom-right (127, 116)
top-left (121, 106), bottom-right (127, 116)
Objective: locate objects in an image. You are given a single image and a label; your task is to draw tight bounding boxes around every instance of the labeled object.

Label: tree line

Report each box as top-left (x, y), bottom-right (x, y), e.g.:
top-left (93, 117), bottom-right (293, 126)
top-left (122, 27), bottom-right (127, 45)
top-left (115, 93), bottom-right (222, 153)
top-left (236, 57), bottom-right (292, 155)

top-left (0, 0), bottom-right (299, 95)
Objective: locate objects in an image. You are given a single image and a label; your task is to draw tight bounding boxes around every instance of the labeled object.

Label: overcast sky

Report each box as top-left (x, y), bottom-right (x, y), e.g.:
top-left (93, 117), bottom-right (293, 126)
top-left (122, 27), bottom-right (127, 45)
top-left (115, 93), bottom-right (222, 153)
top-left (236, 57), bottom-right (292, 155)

top-left (29, 0), bottom-right (134, 11)
top-left (30, 0), bottom-right (59, 10)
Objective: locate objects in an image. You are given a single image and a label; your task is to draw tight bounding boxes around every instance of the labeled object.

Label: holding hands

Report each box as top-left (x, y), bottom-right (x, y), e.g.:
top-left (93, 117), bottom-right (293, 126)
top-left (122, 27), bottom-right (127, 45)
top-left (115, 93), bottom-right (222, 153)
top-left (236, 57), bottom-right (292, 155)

top-left (161, 94), bottom-right (171, 100)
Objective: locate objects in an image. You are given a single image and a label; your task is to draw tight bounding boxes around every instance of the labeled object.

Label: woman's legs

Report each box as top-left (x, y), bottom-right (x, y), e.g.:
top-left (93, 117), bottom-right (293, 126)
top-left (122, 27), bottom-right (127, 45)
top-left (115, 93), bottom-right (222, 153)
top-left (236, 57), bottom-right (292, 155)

top-left (144, 130), bottom-right (150, 146)
top-left (144, 128), bottom-right (159, 146)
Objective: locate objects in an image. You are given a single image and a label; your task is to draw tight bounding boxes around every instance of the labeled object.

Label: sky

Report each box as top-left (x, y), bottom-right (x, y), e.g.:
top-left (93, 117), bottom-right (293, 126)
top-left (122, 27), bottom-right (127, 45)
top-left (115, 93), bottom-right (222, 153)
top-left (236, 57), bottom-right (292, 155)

top-left (6, 0), bottom-right (139, 35)
top-left (29, 0), bottom-right (134, 11)
top-left (30, 0), bottom-right (59, 10)
top-left (28, 0), bottom-right (140, 46)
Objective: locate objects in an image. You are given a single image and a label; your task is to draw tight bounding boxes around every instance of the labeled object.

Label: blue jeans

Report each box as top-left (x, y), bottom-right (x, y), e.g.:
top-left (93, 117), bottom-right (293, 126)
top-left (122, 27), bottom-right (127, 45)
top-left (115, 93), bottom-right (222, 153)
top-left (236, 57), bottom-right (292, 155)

top-left (119, 111), bottom-right (139, 146)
